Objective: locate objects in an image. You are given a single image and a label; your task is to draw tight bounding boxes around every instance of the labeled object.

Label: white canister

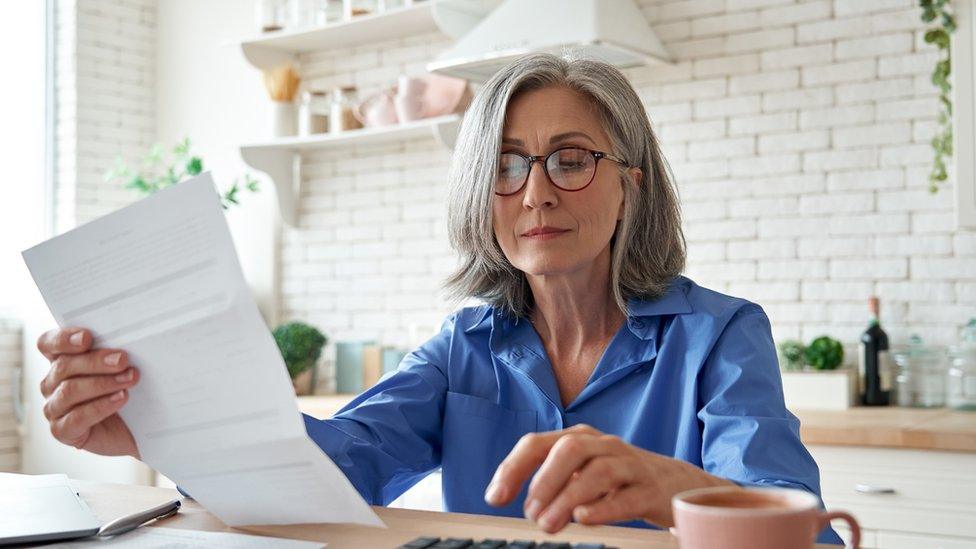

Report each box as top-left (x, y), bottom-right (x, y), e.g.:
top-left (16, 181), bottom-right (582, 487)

top-left (299, 90), bottom-right (330, 135)
top-left (272, 100), bottom-right (298, 137)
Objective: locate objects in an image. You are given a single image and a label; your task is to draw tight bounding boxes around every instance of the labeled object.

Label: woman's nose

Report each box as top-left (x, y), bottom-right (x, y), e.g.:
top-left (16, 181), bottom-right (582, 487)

top-left (521, 162), bottom-right (558, 210)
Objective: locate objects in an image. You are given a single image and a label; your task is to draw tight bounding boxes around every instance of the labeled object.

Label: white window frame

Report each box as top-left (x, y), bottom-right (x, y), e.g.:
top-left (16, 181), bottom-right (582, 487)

top-left (956, 0), bottom-right (976, 228)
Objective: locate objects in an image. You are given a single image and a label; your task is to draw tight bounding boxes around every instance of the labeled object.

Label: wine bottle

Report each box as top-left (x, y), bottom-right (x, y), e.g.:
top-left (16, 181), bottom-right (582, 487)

top-left (859, 296), bottom-right (890, 406)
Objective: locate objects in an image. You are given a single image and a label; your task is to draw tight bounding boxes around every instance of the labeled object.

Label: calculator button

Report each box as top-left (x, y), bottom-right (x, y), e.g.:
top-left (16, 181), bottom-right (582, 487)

top-left (431, 538), bottom-right (474, 549)
top-left (399, 537), bottom-right (440, 549)
top-left (472, 540), bottom-right (506, 549)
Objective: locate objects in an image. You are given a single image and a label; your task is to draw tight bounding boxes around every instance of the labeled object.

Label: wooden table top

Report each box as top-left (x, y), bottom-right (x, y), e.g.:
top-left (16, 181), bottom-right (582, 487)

top-left (299, 395), bottom-right (976, 453)
top-left (72, 479), bottom-right (671, 548)
top-left (72, 479), bottom-right (842, 548)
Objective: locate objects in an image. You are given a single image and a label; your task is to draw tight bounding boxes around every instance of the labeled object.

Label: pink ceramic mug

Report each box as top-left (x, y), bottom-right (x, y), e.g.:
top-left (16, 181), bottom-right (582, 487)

top-left (672, 486), bottom-right (859, 549)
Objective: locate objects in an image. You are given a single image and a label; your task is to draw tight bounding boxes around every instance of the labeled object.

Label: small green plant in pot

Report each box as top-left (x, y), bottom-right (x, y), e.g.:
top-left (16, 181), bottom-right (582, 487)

top-left (273, 321), bottom-right (327, 395)
top-left (779, 335), bottom-right (853, 410)
top-left (777, 339), bottom-right (807, 371)
top-left (805, 336), bottom-right (845, 371)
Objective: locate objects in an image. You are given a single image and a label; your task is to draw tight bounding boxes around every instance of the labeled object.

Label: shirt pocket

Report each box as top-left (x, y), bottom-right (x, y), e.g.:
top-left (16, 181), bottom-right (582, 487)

top-left (441, 391), bottom-right (538, 515)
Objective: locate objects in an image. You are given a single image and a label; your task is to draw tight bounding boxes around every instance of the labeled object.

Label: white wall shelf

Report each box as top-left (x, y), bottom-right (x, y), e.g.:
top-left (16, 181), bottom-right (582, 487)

top-left (240, 0), bottom-right (499, 71)
top-left (240, 114), bottom-right (462, 225)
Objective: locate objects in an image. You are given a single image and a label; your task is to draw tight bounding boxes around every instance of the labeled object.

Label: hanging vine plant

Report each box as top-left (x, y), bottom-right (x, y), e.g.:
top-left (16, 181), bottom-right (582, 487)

top-left (920, 0), bottom-right (957, 193)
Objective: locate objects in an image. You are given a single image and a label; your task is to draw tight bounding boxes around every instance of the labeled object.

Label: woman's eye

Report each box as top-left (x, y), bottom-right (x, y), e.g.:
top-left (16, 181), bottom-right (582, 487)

top-left (499, 157), bottom-right (524, 177)
top-left (558, 160), bottom-right (586, 171)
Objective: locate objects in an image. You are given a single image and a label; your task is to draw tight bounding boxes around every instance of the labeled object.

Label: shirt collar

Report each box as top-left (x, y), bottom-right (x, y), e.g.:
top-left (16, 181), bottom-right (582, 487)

top-left (626, 276), bottom-right (693, 318)
top-left (464, 306), bottom-right (494, 334)
top-left (464, 276), bottom-right (693, 335)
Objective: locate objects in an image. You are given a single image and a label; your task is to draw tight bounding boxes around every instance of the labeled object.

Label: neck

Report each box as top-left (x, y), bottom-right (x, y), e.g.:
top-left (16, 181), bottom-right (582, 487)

top-left (526, 245), bottom-right (624, 351)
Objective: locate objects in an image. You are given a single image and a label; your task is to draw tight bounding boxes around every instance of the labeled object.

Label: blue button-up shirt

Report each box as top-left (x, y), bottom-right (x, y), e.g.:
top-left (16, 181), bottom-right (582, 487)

top-left (302, 276), bottom-right (842, 545)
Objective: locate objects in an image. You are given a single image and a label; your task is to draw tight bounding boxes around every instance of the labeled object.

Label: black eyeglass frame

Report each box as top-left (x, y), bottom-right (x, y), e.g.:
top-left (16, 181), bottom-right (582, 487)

top-left (494, 146), bottom-right (630, 196)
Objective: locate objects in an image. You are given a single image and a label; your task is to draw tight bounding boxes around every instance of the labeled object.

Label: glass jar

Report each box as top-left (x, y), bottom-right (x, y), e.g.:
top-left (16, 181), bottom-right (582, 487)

top-left (379, 0), bottom-right (406, 11)
top-left (330, 86), bottom-right (363, 133)
top-left (947, 345), bottom-right (976, 411)
top-left (286, 0), bottom-right (316, 29)
top-left (299, 90), bottom-right (330, 136)
top-left (306, 0), bottom-right (329, 26)
top-left (347, 0), bottom-right (378, 18)
top-left (256, 0), bottom-right (286, 32)
top-left (324, 0), bottom-right (344, 23)
top-left (892, 340), bottom-right (947, 408)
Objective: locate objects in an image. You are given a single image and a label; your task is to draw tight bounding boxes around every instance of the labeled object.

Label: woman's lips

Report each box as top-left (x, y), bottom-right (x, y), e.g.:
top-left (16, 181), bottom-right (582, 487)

top-left (521, 227), bottom-right (570, 240)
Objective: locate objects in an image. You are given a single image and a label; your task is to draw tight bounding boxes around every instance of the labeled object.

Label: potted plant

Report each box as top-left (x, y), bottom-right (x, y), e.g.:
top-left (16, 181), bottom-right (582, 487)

top-left (778, 336), bottom-right (857, 410)
top-left (273, 321), bottom-right (327, 396)
top-left (104, 138), bottom-right (259, 208)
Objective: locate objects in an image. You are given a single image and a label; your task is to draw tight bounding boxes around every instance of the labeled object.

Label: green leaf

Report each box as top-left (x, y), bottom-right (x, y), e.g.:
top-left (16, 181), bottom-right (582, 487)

top-left (925, 28), bottom-right (950, 49)
top-left (186, 156), bottom-right (203, 175)
top-left (146, 143), bottom-right (164, 165)
top-left (124, 175), bottom-right (150, 193)
top-left (165, 166), bottom-right (178, 186)
top-left (942, 12), bottom-right (956, 33)
top-left (173, 137), bottom-right (191, 156)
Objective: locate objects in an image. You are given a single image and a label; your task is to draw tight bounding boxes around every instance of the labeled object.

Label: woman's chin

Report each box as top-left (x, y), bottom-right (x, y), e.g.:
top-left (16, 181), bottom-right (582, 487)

top-left (515, 260), bottom-right (580, 278)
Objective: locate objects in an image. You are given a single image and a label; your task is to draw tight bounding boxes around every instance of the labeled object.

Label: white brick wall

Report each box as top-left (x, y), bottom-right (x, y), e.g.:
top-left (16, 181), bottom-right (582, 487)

top-left (0, 320), bottom-right (21, 472)
top-left (55, 0), bottom-right (155, 232)
top-left (278, 0), bottom-right (975, 364)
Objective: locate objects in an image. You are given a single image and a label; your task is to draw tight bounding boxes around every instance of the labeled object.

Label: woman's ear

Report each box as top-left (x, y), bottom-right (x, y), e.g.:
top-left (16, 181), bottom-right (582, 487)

top-left (628, 167), bottom-right (643, 188)
top-left (618, 168), bottom-right (642, 220)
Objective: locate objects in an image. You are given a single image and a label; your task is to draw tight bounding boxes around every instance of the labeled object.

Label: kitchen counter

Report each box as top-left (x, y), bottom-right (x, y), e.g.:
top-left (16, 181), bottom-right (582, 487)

top-left (795, 407), bottom-right (976, 453)
top-left (298, 395), bottom-right (976, 453)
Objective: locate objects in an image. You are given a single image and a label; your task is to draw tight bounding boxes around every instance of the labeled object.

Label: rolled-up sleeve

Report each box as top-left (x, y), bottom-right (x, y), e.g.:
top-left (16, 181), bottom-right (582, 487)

top-left (697, 304), bottom-right (843, 545)
top-left (303, 315), bottom-right (454, 506)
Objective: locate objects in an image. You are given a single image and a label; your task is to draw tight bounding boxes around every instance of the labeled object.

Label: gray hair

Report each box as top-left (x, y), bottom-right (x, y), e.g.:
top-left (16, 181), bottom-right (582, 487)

top-left (445, 53), bottom-right (686, 319)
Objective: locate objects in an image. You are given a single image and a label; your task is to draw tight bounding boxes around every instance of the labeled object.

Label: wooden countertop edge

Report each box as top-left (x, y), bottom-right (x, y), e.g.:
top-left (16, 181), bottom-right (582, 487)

top-left (298, 396), bottom-right (976, 453)
top-left (799, 426), bottom-right (976, 453)
top-left (797, 408), bottom-right (976, 453)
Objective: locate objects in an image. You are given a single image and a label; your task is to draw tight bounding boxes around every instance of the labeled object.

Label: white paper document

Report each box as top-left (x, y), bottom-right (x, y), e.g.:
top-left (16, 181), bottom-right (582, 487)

top-left (23, 173), bottom-right (383, 528)
top-left (48, 526), bottom-right (326, 548)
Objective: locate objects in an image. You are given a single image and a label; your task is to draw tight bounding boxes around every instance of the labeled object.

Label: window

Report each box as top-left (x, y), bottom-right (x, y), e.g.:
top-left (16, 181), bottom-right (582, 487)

top-left (956, 0), bottom-right (976, 228)
top-left (0, 0), bottom-right (50, 319)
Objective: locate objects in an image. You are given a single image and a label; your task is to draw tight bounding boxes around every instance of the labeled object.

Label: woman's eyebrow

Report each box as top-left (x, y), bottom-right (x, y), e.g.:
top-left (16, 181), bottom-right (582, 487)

top-left (501, 131), bottom-right (598, 147)
top-left (549, 131), bottom-right (597, 146)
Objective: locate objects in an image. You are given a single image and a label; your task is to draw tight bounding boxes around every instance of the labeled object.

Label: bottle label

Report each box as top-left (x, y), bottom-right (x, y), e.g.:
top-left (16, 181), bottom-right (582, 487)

top-left (857, 341), bottom-right (867, 395)
top-left (878, 349), bottom-right (893, 392)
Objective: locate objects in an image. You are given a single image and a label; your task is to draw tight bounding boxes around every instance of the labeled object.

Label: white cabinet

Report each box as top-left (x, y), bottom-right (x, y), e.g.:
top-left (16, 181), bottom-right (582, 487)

top-left (810, 445), bottom-right (976, 548)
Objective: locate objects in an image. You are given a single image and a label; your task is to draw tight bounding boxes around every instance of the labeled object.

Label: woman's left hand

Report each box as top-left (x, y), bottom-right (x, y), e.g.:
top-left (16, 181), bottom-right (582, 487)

top-left (484, 424), bottom-right (735, 533)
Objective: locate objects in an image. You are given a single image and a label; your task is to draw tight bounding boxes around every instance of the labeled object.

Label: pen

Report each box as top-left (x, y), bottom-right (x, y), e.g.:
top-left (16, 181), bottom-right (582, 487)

top-left (97, 499), bottom-right (181, 537)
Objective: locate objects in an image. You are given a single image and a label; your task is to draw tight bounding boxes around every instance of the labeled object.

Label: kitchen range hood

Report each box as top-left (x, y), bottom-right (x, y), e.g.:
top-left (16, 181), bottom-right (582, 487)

top-left (427, 0), bottom-right (673, 82)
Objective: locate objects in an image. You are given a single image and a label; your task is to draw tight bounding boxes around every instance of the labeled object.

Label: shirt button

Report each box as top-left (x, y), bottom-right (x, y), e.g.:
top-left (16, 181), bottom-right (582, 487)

top-left (630, 318), bottom-right (645, 329)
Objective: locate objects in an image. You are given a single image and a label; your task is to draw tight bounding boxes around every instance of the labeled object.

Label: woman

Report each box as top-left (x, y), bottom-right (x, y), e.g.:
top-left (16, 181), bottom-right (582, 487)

top-left (37, 54), bottom-right (841, 544)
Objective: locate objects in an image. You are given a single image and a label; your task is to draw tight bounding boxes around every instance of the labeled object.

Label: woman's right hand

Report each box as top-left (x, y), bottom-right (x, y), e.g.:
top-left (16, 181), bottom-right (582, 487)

top-left (37, 328), bottom-right (141, 459)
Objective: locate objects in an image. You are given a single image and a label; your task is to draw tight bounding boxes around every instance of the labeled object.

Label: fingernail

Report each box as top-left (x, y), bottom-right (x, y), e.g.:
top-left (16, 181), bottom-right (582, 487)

top-left (574, 506), bottom-right (590, 520)
top-left (524, 499), bottom-right (542, 520)
top-left (538, 509), bottom-right (558, 531)
top-left (70, 332), bottom-right (84, 346)
top-left (115, 369), bottom-right (133, 383)
top-left (484, 482), bottom-right (505, 505)
top-left (105, 352), bottom-right (122, 366)
top-left (484, 482), bottom-right (497, 503)
top-left (110, 390), bottom-right (125, 402)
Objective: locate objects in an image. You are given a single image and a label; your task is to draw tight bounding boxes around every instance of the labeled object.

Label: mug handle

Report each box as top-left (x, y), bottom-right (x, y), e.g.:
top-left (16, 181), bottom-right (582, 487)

top-left (818, 510), bottom-right (860, 549)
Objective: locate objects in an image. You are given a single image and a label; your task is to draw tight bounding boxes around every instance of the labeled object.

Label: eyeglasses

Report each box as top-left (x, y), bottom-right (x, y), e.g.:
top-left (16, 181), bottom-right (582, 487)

top-left (494, 146), bottom-right (629, 196)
